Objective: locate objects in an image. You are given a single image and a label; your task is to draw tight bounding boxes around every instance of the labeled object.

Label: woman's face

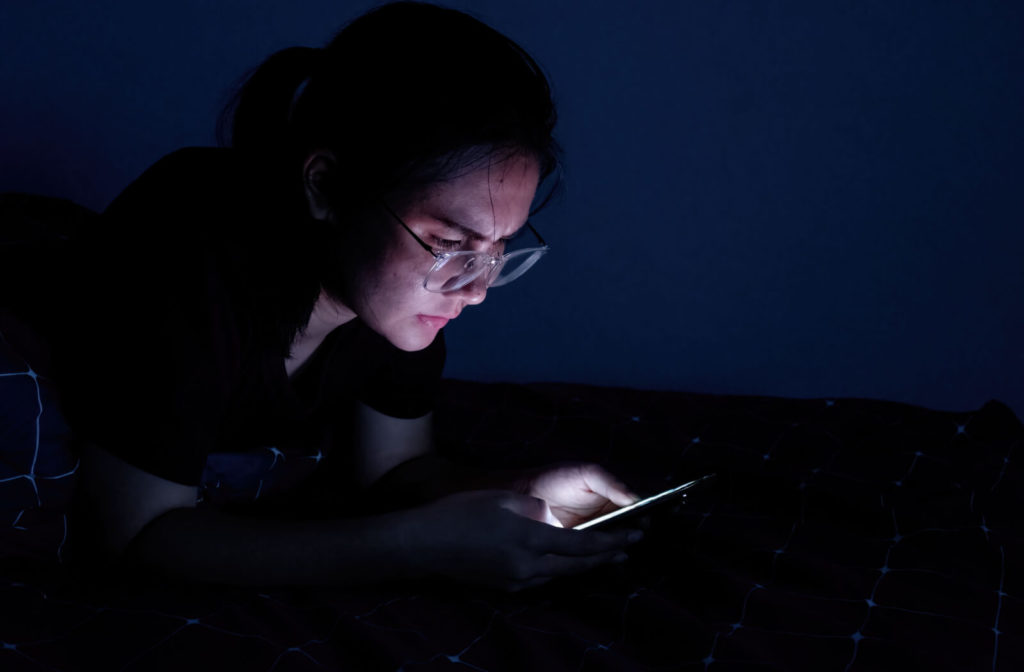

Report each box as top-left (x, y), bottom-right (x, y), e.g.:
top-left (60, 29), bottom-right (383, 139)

top-left (325, 153), bottom-right (540, 352)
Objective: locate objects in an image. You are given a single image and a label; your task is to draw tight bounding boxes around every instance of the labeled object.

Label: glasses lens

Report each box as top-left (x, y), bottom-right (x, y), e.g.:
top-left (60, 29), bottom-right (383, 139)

top-left (424, 248), bottom-right (547, 292)
top-left (488, 248), bottom-right (547, 288)
top-left (424, 253), bottom-right (490, 292)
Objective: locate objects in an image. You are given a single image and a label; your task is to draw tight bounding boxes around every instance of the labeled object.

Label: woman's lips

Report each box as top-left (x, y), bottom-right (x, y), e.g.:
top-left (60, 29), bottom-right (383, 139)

top-left (417, 314), bottom-right (451, 329)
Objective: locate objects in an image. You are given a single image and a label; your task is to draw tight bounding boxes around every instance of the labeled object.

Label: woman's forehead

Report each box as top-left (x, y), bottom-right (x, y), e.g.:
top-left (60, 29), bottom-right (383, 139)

top-left (412, 155), bottom-right (540, 236)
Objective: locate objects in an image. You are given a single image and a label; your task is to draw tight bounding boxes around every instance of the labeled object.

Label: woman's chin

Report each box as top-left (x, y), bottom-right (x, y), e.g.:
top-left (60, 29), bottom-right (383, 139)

top-left (384, 323), bottom-right (442, 352)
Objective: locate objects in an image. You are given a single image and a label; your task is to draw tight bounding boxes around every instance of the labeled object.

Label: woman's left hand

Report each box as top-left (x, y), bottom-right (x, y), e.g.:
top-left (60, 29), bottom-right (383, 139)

top-left (519, 463), bottom-right (640, 528)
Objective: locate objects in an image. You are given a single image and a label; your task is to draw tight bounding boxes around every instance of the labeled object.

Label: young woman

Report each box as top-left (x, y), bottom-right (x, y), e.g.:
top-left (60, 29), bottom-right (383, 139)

top-left (2, 2), bottom-right (641, 591)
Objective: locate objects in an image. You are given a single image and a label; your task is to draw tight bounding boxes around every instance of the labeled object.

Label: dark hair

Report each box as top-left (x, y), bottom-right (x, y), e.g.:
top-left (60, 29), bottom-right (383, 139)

top-left (219, 1), bottom-right (560, 216)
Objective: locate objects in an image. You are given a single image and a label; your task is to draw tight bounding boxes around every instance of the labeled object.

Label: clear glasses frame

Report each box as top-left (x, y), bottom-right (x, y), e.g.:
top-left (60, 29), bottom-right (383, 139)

top-left (382, 203), bottom-right (549, 293)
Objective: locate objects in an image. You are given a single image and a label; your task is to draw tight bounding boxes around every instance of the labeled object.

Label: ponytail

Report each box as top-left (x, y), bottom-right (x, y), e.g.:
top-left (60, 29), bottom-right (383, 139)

top-left (217, 46), bottom-right (321, 160)
top-left (216, 3), bottom-right (560, 218)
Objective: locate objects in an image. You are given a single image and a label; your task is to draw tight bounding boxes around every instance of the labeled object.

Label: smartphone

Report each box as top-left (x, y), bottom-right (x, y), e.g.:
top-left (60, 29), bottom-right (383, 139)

top-left (573, 473), bottom-right (716, 530)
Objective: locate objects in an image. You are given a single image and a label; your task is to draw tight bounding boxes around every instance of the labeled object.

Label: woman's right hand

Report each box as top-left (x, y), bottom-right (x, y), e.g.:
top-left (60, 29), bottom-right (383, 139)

top-left (399, 490), bottom-right (642, 592)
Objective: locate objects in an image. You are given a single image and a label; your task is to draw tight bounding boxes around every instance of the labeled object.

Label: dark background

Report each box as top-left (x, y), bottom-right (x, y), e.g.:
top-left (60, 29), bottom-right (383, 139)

top-left (1, 0), bottom-right (1020, 417)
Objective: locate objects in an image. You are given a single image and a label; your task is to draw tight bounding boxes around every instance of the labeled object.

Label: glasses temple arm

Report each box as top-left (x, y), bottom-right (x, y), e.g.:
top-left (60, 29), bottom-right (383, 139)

top-left (526, 221), bottom-right (547, 247)
top-left (381, 202), bottom-right (436, 255)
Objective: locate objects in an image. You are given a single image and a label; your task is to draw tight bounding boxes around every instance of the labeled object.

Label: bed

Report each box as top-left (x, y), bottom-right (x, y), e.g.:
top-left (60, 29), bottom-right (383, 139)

top-left (2, 327), bottom-right (1021, 671)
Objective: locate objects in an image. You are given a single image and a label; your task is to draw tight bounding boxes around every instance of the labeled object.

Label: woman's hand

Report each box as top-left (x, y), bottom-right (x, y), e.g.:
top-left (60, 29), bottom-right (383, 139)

top-left (519, 462), bottom-right (640, 529)
top-left (401, 490), bottom-right (641, 591)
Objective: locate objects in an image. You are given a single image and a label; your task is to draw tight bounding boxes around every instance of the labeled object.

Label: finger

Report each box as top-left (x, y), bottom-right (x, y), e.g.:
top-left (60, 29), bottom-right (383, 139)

top-left (506, 575), bottom-right (553, 593)
top-left (526, 524), bottom-right (642, 556)
top-left (500, 494), bottom-right (562, 526)
top-left (581, 465), bottom-right (641, 507)
top-left (532, 549), bottom-right (629, 579)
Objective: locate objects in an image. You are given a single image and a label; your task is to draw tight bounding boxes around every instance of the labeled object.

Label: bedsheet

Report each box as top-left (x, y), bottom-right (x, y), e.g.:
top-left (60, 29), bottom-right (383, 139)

top-left (1, 375), bottom-right (1021, 671)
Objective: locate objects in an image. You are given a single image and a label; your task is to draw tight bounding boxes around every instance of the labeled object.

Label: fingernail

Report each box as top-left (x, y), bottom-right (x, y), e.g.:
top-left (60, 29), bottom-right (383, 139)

top-left (628, 530), bottom-right (644, 543)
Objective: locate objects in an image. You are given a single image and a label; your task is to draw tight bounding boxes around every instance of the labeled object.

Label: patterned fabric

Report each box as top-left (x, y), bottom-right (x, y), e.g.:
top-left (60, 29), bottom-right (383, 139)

top-left (0, 331), bottom-right (76, 563)
top-left (0, 326), bottom-right (332, 530)
top-left (0, 379), bottom-right (1021, 671)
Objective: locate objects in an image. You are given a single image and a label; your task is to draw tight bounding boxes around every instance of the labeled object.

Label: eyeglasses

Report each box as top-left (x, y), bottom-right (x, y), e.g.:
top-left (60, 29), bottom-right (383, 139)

top-left (382, 203), bottom-right (549, 293)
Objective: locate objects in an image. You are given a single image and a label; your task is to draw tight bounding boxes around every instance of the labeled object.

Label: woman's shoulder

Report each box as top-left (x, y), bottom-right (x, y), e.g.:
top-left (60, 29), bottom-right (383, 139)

top-left (147, 145), bottom-right (230, 168)
top-left (141, 146), bottom-right (251, 184)
top-left (88, 147), bottom-right (269, 319)
top-left (103, 147), bottom-right (248, 220)
top-left (99, 146), bottom-right (294, 266)
top-left (90, 146), bottom-right (316, 355)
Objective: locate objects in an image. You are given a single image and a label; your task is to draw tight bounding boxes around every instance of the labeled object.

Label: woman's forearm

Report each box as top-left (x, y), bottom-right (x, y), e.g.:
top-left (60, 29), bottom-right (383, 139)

top-left (123, 506), bottom-right (419, 586)
top-left (364, 453), bottom-right (530, 511)
top-left (78, 465), bottom-right (640, 591)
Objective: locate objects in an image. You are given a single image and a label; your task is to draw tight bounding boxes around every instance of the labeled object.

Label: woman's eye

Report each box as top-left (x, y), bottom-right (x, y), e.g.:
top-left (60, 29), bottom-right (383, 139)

top-left (431, 236), bottom-right (464, 250)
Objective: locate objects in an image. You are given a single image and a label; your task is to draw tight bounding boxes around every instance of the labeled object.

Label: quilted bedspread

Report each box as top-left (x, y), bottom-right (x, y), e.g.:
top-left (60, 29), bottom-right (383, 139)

top-left (2, 368), bottom-right (1022, 671)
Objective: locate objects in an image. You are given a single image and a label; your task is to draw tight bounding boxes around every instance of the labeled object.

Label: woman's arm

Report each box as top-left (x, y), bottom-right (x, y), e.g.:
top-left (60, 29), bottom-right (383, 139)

top-left (350, 401), bottom-right (434, 489)
top-left (73, 442), bottom-right (639, 589)
top-left (354, 405), bottom-right (641, 527)
top-left (72, 442), bottom-right (411, 585)
top-left (352, 402), bottom-right (533, 510)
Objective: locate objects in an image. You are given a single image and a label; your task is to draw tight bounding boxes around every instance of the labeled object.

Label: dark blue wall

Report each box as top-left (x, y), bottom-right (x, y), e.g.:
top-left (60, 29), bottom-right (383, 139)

top-left (2, 1), bottom-right (1021, 416)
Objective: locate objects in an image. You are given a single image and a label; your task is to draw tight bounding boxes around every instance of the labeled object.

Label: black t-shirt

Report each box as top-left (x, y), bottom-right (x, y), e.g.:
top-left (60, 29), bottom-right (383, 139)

top-left (50, 148), bottom-right (445, 487)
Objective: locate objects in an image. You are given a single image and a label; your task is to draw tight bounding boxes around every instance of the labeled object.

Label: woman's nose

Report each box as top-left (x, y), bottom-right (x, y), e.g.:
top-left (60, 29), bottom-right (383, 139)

top-left (459, 275), bottom-right (488, 305)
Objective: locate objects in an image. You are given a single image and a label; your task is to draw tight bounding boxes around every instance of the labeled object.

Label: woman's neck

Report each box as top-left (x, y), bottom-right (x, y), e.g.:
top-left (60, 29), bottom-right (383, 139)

top-left (285, 289), bottom-right (356, 377)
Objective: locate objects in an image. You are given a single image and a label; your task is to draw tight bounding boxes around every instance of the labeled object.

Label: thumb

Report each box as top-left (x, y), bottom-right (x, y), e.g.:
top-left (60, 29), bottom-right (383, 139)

top-left (582, 466), bottom-right (641, 508)
top-left (501, 494), bottom-right (563, 527)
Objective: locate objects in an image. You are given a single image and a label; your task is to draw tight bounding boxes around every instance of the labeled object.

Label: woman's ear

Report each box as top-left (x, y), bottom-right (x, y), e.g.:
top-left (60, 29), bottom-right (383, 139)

top-left (303, 149), bottom-right (337, 221)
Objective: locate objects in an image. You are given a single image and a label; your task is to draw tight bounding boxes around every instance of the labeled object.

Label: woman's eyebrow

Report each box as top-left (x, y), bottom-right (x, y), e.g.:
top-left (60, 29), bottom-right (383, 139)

top-left (433, 213), bottom-right (527, 241)
top-left (434, 215), bottom-right (490, 241)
